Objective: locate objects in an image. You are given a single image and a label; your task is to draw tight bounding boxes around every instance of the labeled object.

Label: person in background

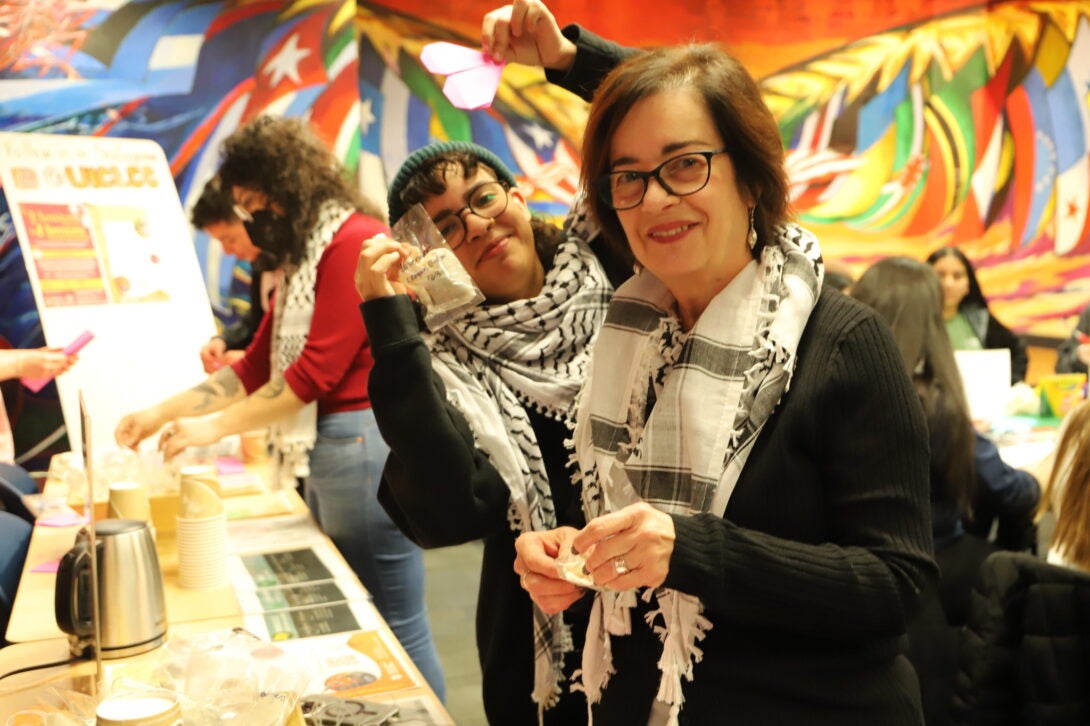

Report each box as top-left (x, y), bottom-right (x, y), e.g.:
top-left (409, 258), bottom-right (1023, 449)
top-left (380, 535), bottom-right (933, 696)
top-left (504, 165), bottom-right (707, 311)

top-left (1035, 399), bottom-right (1090, 572)
top-left (189, 176), bottom-right (271, 374)
top-left (926, 246), bottom-right (1027, 384)
top-left (0, 348), bottom-right (77, 465)
top-left (853, 258), bottom-right (1040, 605)
top-left (511, 33), bottom-right (935, 724)
top-left (1054, 302), bottom-right (1090, 374)
top-left (114, 116), bottom-right (445, 698)
top-left (823, 257), bottom-right (854, 293)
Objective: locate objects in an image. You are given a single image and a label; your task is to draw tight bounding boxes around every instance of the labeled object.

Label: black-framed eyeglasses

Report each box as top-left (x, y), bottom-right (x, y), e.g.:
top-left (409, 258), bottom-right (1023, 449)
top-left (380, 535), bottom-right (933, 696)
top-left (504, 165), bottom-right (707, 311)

top-left (433, 180), bottom-right (510, 250)
top-left (596, 149), bottom-right (730, 211)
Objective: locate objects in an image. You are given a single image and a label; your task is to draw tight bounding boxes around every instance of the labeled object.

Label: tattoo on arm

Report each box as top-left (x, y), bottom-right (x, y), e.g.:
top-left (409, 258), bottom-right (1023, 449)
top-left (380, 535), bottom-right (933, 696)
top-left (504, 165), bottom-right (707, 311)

top-left (191, 367), bottom-right (243, 412)
top-left (257, 377), bottom-right (286, 400)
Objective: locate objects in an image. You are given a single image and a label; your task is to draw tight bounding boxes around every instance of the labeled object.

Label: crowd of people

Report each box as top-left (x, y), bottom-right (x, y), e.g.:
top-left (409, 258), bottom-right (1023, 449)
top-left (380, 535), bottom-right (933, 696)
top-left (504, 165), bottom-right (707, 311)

top-left (4, 1), bottom-right (1090, 724)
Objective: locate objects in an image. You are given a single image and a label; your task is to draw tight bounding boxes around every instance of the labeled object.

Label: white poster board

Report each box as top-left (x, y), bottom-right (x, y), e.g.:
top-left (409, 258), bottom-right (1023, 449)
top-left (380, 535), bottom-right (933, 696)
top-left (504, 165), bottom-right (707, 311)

top-left (954, 348), bottom-right (1012, 424)
top-left (0, 132), bottom-right (215, 457)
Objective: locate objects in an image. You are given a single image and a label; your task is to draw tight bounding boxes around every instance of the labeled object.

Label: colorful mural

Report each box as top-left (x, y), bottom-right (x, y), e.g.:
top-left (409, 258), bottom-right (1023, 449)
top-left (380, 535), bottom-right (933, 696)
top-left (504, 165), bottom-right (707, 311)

top-left (0, 0), bottom-right (1088, 348)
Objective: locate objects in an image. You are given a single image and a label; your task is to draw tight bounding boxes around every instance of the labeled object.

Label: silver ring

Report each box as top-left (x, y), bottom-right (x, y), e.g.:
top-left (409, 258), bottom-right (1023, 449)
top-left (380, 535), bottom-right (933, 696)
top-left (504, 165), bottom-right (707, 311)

top-left (613, 557), bottom-right (628, 576)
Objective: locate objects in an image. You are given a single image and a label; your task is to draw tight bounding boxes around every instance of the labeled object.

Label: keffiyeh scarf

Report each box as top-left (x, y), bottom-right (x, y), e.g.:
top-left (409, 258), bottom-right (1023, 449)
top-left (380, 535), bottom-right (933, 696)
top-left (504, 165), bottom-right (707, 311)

top-left (269, 200), bottom-right (354, 489)
top-left (572, 224), bottom-right (822, 725)
top-left (426, 213), bottom-right (612, 720)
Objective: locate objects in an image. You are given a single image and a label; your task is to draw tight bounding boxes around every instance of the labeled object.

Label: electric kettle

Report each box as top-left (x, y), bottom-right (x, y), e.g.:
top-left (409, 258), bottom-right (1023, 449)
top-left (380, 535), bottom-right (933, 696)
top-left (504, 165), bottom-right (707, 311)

top-left (55, 518), bottom-right (167, 658)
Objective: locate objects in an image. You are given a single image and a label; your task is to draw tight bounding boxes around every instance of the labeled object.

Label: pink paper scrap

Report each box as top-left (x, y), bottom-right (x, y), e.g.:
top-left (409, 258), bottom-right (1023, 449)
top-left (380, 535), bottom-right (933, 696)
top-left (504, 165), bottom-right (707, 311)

top-left (32, 559), bottom-right (61, 573)
top-left (216, 457), bottom-right (246, 475)
top-left (37, 511), bottom-right (87, 527)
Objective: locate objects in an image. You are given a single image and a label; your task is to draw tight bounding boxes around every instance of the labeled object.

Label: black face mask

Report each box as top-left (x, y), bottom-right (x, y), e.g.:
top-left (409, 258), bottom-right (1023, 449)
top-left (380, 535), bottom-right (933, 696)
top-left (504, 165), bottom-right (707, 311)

top-left (243, 209), bottom-right (293, 264)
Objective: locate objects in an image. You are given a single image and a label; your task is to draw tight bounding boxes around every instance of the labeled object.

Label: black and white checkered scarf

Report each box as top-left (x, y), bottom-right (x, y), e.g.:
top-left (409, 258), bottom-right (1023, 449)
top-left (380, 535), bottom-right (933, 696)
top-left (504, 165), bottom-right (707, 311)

top-left (269, 200), bottom-right (354, 489)
top-left (425, 214), bottom-right (613, 718)
top-left (572, 223), bottom-right (822, 724)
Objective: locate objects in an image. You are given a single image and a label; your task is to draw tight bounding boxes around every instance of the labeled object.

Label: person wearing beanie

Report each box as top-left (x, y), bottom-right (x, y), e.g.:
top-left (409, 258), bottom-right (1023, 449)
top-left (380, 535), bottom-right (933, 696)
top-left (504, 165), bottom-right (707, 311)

top-left (357, 52), bottom-right (638, 722)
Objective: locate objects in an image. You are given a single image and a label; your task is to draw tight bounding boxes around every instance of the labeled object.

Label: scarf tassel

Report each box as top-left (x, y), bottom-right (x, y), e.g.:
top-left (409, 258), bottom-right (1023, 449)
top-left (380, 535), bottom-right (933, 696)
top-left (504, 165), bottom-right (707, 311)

top-left (645, 591), bottom-right (712, 717)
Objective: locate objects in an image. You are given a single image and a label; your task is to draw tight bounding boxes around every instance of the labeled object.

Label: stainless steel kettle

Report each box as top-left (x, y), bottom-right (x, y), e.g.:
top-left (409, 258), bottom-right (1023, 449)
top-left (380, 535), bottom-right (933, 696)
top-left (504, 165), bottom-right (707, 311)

top-left (54, 519), bottom-right (167, 658)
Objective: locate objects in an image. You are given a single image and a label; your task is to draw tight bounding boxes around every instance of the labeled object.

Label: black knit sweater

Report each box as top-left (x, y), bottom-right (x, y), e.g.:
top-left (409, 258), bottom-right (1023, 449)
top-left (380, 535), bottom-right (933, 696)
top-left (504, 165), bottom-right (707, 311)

top-left (364, 293), bottom-right (594, 725)
top-left (586, 289), bottom-right (936, 725)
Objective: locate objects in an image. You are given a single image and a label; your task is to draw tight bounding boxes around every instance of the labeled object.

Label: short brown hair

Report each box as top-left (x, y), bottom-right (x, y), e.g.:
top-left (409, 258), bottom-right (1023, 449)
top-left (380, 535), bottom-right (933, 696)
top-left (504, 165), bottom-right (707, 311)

top-left (581, 44), bottom-right (789, 259)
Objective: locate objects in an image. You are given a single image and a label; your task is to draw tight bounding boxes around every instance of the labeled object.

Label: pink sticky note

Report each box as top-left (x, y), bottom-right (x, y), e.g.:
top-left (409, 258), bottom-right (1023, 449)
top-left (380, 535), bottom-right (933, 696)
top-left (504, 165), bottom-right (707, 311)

top-left (420, 42), bottom-right (505, 110)
top-left (216, 457), bottom-right (246, 475)
top-left (22, 331), bottom-right (94, 393)
top-left (37, 511), bottom-right (87, 527)
top-left (32, 559), bottom-right (61, 573)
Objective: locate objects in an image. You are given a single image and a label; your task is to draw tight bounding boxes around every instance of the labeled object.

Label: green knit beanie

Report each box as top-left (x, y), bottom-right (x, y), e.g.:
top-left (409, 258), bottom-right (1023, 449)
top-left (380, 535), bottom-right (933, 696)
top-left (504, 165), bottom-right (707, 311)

top-left (387, 141), bottom-right (518, 226)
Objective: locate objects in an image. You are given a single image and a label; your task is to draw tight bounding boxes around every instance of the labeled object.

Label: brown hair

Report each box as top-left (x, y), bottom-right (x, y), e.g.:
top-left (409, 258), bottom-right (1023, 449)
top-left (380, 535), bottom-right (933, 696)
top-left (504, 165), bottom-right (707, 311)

top-left (851, 257), bottom-right (976, 512)
top-left (217, 116), bottom-right (377, 266)
top-left (1037, 400), bottom-right (1090, 570)
top-left (581, 44), bottom-right (790, 260)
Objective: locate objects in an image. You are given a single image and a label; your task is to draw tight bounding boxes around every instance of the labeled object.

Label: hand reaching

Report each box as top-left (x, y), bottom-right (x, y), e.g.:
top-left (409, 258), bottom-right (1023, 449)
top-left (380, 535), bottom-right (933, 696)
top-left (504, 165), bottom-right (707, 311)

top-left (200, 337), bottom-right (228, 373)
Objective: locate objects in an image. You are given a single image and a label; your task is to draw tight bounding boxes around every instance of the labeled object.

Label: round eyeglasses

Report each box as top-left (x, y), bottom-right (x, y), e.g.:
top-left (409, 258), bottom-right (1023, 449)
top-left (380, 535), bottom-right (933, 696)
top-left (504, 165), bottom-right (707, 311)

top-left (596, 149), bottom-right (729, 211)
top-left (433, 181), bottom-right (510, 250)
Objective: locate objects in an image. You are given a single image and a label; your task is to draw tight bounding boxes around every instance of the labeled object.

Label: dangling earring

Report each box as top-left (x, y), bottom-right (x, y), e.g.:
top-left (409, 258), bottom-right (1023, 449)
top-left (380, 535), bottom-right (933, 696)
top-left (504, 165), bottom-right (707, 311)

top-left (747, 206), bottom-right (758, 250)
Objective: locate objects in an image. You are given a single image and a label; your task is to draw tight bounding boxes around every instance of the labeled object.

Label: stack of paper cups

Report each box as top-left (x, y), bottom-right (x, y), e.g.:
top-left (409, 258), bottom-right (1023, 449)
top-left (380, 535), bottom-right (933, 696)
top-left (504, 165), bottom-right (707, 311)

top-left (176, 477), bottom-right (227, 590)
top-left (178, 463), bottom-right (220, 495)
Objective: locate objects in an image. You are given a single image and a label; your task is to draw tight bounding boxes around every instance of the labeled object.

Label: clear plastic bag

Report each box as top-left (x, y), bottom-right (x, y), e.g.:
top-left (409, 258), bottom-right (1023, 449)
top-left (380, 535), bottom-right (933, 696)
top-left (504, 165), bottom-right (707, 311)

top-left (391, 204), bottom-right (484, 331)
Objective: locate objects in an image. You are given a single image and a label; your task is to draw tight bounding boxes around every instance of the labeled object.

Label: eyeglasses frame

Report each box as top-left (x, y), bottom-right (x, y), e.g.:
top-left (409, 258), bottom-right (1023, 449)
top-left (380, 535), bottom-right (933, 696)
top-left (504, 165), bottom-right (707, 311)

top-left (596, 148), bottom-right (731, 211)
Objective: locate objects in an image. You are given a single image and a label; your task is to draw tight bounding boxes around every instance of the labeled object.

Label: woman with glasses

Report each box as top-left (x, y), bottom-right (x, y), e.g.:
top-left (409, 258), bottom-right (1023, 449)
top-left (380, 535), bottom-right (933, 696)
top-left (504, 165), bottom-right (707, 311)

top-left (355, 138), bottom-right (631, 723)
top-left (502, 28), bottom-right (936, 726)
top-left (114, 116), bottom-right (445, 699)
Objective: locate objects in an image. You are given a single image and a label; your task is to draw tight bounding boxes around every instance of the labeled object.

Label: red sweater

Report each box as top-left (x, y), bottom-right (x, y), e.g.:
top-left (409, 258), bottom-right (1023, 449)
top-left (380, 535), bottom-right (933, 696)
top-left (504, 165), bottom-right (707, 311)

top-left (231, 213), bottom-right (381, 416)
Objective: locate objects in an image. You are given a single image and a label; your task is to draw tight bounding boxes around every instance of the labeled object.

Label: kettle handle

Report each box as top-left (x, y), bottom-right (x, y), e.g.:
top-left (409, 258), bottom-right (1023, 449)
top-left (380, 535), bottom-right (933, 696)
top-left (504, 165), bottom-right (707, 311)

top-left (54, 536), bottom-right (94, 637)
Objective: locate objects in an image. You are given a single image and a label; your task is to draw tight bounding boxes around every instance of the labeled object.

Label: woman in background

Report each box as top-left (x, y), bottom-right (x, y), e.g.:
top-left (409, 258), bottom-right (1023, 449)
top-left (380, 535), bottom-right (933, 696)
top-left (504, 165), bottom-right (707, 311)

top-left (115, 116), bottom-right (444, 697)
top-left (926, 246), bottom-right (1027, 384)
top-left (1036, 399), bottom-right (1090, 572)
top-left (853, 257), bottom-right (1039, 602)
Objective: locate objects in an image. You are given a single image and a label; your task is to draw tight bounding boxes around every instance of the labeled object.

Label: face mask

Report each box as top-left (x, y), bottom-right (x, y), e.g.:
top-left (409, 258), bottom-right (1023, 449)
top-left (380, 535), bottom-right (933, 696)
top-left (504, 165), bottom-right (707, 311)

top-left (242, 209), bottom-right (292, 264)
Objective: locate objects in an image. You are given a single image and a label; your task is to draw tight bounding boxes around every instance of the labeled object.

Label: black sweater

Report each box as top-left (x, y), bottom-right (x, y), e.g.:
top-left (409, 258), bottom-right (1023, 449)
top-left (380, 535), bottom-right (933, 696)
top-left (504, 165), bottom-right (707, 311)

top-left (589, 290), bottom-right (936, 725)
top-left (365, 294), bottom-right (592, 725)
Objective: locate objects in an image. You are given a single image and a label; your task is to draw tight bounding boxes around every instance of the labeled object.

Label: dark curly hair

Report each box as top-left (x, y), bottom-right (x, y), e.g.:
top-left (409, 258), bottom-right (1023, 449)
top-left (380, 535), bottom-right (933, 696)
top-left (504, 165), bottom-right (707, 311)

top-left (189, 176), bottom-right (236, 229)
top-left (216, 116), bottom-right (379, 266)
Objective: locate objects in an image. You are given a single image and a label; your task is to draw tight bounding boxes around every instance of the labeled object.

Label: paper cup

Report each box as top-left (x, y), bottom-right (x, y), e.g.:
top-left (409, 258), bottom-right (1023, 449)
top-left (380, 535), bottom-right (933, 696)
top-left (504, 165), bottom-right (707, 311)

top-left (240, 428), bottom-right (270, 464)
top-left (108, 481), bottom-right (151, 521)
top-left (179, 464), bottom-right (220, 496)
top-left (179, 477), bottom-right (223, 519)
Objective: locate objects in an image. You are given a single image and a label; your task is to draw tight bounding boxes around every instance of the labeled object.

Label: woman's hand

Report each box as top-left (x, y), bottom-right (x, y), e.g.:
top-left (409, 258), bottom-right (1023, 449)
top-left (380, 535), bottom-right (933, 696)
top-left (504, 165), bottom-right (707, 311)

top-left (115, 408), bottom-right (165, 450)
top-left (158, 416), bottom-right (222, 460)
top-left (514, 527), bottom-right (585, 614)
top-left (200, 336), bottom-right (228, 373)
top-left (572, 502), bottom-right (676, 591)
top-left (355, 235), bottom-right (411, 301)
top-left (16, 347), bottom-right (77, 379)
top-left (481, 0), bottom-right (576, 70)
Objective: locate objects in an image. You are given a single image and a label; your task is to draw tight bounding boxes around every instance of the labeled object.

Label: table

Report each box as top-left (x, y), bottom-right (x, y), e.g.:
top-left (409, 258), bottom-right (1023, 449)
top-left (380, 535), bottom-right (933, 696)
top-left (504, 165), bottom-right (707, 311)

top-left (990, 414), bottom-right (1062, 482)
top-left (1, 475), bottom-right (452, 724)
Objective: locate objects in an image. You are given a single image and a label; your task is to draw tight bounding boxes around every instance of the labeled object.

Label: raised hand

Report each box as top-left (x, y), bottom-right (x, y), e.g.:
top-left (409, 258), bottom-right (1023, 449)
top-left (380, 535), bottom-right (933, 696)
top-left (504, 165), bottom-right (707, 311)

top-left (481, 0), bottom-right (576, 70)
